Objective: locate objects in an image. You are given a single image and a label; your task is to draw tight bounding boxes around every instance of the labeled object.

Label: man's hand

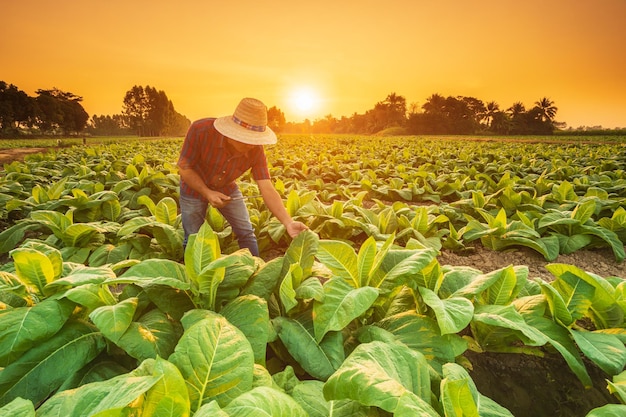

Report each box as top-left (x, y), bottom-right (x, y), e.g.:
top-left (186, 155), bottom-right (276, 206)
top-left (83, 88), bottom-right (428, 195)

top-left (286, 221), bottom-right (309, 238)
top-left (206, 190), bottom-right (231, 208)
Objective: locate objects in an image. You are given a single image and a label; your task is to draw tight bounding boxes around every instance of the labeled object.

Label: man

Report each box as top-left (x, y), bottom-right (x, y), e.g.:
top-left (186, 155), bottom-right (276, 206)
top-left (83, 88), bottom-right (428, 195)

top-left (177, 97), bottom-right (308, 257)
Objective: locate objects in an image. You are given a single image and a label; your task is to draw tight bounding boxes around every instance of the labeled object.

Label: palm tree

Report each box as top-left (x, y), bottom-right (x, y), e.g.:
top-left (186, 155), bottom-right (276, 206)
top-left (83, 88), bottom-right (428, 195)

top-left (506, 102), bottom-right (526, 118)
top-left (484, 101), bottom-right (500, 128)
top-left (422, 93), bottom-right (447, 115)
top-left (534, 97), bottom-right (558, 122)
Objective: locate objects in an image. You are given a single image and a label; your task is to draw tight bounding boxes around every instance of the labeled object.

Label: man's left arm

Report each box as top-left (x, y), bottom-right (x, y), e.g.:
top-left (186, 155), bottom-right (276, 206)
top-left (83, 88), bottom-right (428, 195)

top-left (257, 179), bottom-right (308, 237)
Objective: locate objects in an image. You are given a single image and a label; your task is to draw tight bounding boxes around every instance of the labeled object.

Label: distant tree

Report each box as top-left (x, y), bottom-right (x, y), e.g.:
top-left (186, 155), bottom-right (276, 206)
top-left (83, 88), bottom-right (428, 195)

top-left (507, 102), bottom-right (526, 117)
top-left (506, 102), bottom-right (527, 134)
top-left (459, 96), bottom-right (486, 130)
top-left (419, 93), bottom-right (448, 134)
top-left (0, 81), bottom-right (37, 135)
top-left (267, 106), bottom-right (286, 132)
top-left (122, 86), bottom-right (150, 136)
top-left (534, 97), bottom-right (558, 123)
top-left (523, 107), bottom-right (554, 134)
top-left (490, 111), bottom-right (511, 135)
top-left (89, 114), bottom-right (131, 136)
top-left (483, 101), bottom-right (500, 129)
top-left (312, 114), bottom-right (338, 134)
top-left (122, 85), bottom-right (190, 136)
top-left (34, 88), bottom-right (89, 135)
top-left (444, 96), bottom-right (475, 134)
top-left (363, 92), bottom-right (407, 133)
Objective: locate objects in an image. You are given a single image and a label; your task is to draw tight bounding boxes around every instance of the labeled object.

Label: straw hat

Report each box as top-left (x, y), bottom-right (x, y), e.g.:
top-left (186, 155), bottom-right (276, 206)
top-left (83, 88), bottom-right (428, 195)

top-left (214, 97), bottom-right (277, 145)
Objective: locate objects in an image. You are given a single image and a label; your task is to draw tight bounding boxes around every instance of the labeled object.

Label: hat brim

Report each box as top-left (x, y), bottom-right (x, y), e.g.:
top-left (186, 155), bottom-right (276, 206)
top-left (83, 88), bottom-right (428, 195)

top-left (214, 116), bottom-right (277, 145)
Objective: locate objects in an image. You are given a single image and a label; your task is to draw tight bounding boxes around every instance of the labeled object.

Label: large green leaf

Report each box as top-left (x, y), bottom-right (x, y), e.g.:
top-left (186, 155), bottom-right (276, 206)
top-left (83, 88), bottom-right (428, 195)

top-left (36, 373), bottom-right (161, 417)
top-left (44, 265), bottom-right (117, 294)
top-left (58, 360), bottom-right (129, 391)
top-left (316, 240), bottom-right (359, 287)
top-left (0, 320), bottom-right (106, 407)
top-left (374, 311), bottom-right (468, 365)
top-left (471, 304), bottom-right (549, 351)
top-left (152, 223), bottom-right (184, 256)
top-left (30, 210), bottom-right (70, 237)
top-left (143, 284), bottom-right (196, 321)
top-left (546, 264), bottom-right (624, 329)
top-left (0, 298), bottom-right (75, 366)
top-left (134, 356), bottom-right (190, 417)
top-left (585, 404), bottom-right (626, 416)
top-left (240, 256), bottom-right (284, 301)
top-left (194, 255), bottom-right (241, 310)
top-left (374, 248), bottom-right (437, 294)
top-left (525, 314), bottom-right (592, 388)
top-left (117, 309), bottom-right (181, 362)
top-left (214, 251), bottom-right (257, 308)
top-left (356, 236), bottom-right (377, 287)
top-left (550, 270), bottom-right (596, 322)
top-left (537, 280), bottom-right (574, 326)
top-left (88, 243), bottom-right (131, 267)
top-left (89, 297), bottom-right (139, 344)
top-left (555, 233), bottom-right (593, 254)
top-left (607, 370), bottom-right (626, 404)
top-left (279, 263), bottom-right (301, 314)
top-left (116, 258), bottom-right (189, 289)
top-left (0, 221), bottom-right (40, 255)
top-left (116, 216), bottom-right (157, 237)
top-left (440, 369), bottom-right (480, 417)
top-left (272, 316), bottom-right (339, 381)
top-left (570, 329), bottom-right (626, 376)
top-left (198, 386), bottom-right (308, 417)
top-left (10, 247), bottom-right (57, 296)
top-left (579, 224), bottom-right (626, 262)
top-left (440, 363), bottom-right (513, 417)
top-left (289, 379), bottom-right (373, 417)
top-left (62, 223), bottom-right (101, 247)
top-left (184, 222), bottom-right (220, 282)
top-left (102, 198), bottom-right (122, 221)
top-left (312, 277), bottom-right (379, 342)
top-left (281, 229), bottom-right (319, 279)
top-left (419, 287), bottom-right (474, 335)
top-left (0, 397), bottom-right (35, 417)
top-left (323, 341), bottom-right (438, 414)
top-left (155, 196), bottom-right (179, 226)
top-left (221, 295), bottom-right (270, 366)
top-left (168, 312), bottom-right (255, 412)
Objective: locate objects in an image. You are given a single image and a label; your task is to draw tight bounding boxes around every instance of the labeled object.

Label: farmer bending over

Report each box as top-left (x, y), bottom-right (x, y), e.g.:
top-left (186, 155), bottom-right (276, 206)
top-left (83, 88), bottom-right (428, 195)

top-left (177, 97), bottom-right (308, 256)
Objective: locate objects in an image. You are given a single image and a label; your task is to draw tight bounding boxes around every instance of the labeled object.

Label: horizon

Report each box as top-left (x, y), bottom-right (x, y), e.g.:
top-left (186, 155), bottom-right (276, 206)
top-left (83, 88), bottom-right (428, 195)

top-left (2, 0), bottom-right (625, 129)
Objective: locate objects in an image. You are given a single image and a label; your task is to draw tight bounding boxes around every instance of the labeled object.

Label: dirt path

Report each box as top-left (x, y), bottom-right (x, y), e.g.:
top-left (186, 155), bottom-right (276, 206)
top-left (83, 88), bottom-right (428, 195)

top-left (0, 147), bottom-right (50, 164)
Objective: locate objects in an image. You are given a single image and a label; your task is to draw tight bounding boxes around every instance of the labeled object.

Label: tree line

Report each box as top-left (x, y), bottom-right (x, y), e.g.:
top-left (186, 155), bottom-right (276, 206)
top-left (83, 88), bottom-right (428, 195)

top-left (0, 82), bottom-right (190, 138)
top-left (0, 82), bottom-right (89, 137)
top-left (271, 93), bottom-right (566, 135)
top-left (2, 81), bottom-right (620, 138)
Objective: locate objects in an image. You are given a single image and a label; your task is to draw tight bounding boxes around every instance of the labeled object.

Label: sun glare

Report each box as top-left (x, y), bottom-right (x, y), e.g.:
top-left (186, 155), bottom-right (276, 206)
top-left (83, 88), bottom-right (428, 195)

top-left (289, 88), bottom-right (319, 118)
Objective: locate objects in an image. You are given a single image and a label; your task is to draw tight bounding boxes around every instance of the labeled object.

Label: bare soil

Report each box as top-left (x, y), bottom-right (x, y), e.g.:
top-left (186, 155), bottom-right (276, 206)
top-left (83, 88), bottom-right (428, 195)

top-left (0, 147), bottom-right (50, 164)
top-left (1, 146), bottom-right (624, 416)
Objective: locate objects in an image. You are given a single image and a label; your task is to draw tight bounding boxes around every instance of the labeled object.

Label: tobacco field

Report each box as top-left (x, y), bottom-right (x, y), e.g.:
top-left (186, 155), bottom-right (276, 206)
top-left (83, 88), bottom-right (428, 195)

top-left (1, 135), bottom-right (626, 416)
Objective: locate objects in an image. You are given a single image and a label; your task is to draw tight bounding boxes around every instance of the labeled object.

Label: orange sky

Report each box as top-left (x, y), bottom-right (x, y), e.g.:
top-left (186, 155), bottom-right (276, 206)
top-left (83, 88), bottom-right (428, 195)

top-left (2, 0), bottom-right (625, 129)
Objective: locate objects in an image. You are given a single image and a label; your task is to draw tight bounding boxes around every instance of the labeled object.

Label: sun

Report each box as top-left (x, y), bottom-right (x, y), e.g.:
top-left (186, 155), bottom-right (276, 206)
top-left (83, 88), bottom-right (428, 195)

top-left (289, 88), bottom-right (320, 118)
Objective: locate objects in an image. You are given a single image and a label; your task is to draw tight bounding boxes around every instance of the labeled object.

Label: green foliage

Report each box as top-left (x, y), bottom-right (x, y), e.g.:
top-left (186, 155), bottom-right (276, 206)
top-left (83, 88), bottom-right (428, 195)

top-left (1, 136), bottom-right (626, 415)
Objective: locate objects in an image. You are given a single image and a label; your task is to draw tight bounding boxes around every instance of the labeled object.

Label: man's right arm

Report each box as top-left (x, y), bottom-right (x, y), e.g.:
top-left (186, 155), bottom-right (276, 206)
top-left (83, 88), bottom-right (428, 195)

top-left (178, 164), bottom-right (231, 208)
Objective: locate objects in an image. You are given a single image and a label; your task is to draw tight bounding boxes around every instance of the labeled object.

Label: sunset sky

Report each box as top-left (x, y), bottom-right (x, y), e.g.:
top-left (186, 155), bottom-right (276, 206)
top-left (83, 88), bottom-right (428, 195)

top-left (2, 0), bottom-right (625, 129)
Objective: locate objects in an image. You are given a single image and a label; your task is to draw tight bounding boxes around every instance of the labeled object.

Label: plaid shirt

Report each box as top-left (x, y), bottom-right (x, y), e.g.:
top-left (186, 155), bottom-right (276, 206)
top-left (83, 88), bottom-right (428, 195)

top-left (178, 118), bottom-right (271, 199)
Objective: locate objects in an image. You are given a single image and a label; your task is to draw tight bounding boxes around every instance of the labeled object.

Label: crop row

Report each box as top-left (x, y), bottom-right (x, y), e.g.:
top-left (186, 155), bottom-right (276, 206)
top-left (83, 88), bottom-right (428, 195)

top-left (1, 136), bottom-right (626, 262)
top-left (1, 135), bottom-right (626, 416)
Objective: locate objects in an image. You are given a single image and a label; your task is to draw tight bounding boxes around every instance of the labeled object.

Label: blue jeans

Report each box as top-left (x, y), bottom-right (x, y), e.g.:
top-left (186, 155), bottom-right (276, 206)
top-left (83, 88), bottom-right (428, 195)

top-left (180, 188), bottom-right (259, 257)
